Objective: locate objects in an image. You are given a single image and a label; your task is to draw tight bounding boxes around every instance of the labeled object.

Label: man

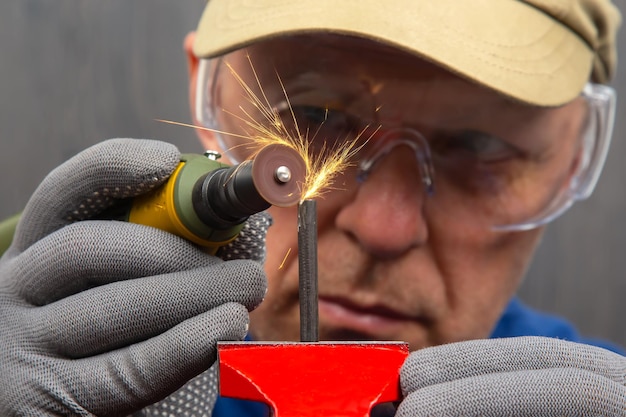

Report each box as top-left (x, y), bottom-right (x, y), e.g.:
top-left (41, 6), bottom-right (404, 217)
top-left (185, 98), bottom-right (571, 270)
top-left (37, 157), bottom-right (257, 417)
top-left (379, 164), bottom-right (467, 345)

top-left (1, 1), bottom-right (624, 416)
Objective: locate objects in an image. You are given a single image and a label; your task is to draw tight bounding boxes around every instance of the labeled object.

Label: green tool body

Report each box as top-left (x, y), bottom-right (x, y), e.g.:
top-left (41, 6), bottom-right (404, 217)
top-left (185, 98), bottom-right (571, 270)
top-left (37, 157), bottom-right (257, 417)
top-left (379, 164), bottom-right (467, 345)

top-left (0, 144), bottom-right (306, 256)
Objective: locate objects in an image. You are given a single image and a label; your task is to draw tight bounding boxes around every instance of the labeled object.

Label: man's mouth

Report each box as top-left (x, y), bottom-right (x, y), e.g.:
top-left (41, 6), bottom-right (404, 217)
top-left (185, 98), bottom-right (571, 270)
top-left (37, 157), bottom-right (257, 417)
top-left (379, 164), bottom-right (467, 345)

top-left (318, 296), bottom-right (417, 336)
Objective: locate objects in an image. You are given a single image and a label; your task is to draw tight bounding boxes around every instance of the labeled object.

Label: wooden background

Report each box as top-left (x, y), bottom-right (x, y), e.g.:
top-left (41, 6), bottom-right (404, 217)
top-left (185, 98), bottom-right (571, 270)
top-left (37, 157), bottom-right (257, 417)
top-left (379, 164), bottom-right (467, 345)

top-left (1, 1), bottom-right (625, 348)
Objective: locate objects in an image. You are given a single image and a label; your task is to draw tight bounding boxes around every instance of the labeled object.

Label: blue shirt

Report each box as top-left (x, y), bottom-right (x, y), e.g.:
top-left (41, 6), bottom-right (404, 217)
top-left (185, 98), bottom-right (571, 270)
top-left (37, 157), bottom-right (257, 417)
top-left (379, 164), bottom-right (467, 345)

top-left (213, 297), bottom-right (625, 417)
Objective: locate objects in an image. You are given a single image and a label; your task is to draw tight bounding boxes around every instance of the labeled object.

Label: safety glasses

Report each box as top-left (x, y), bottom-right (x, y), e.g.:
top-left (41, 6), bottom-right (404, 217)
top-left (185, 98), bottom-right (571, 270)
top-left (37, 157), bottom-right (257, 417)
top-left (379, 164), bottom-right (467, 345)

top-left (194, 44), bottom-right (615, 232)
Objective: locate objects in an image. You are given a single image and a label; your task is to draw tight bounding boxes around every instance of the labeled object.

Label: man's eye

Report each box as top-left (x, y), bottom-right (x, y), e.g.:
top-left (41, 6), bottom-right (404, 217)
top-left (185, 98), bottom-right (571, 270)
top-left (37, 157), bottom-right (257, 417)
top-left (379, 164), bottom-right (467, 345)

top-left (293, 106), bottom-right (352, 132)
top-left (297, 106), bottom-right (330, 126)
top-left (432, 130), bottom-right (520, 162)
top-left (281, 105), bottom-right (360, 147)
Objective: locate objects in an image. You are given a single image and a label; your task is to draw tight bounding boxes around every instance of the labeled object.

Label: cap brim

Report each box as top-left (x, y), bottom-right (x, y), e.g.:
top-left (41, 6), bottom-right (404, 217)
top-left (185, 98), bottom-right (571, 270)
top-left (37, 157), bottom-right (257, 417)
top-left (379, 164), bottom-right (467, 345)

top-left (193, 0), bottom-right (593, 106)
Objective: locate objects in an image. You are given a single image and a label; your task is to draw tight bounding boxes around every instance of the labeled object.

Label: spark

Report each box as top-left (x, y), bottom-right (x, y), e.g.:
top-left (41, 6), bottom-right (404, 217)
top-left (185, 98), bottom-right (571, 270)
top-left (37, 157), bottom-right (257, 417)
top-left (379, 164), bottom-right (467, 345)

top-left (158, 56), bottom-right (379, 201)
top-left (222, 56), bottom-right (377, 200)
top-left (278, 247), bottom-right (292, 270)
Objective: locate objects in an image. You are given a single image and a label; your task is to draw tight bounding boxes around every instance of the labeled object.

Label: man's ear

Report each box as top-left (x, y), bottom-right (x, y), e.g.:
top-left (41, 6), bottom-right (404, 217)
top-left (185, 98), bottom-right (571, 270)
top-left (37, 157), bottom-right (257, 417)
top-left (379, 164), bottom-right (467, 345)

top-left (183, 31), bottom-right (219, 150)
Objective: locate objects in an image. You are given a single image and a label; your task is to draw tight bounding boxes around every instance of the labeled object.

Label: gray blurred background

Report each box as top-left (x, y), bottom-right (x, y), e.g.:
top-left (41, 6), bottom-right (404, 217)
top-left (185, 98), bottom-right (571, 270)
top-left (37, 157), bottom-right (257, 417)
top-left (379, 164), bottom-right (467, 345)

top-left (0, 1), bottom-right (624, 348)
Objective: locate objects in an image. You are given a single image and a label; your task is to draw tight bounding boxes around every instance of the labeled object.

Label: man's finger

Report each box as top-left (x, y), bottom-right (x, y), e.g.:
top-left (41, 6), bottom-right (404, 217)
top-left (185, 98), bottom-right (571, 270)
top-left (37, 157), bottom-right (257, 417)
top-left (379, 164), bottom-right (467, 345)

top-left (39, 303), bottom-right (248, 416)
top-left (12, 221), bottom-right (220, 306)
top-left (402, 337), bottom-right (625, 392)
top-left (37, 261), bottom-right (265, 358)
top-left (12, 139), bottom-right (180, 252)
top-left (398, 368), bottom-right (625, 417)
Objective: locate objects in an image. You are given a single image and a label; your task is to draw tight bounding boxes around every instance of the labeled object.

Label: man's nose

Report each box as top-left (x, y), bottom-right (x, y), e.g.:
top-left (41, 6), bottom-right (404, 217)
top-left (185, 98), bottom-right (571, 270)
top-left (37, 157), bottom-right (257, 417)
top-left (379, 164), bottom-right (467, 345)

top-left (335, 143), bottom-right (430, 258)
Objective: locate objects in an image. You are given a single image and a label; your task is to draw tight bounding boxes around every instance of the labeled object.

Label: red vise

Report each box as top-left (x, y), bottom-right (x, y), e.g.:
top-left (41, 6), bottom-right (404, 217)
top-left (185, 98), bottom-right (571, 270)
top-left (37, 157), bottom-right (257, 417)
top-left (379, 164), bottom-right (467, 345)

top-left (218, 341), bottom-right (409, 417)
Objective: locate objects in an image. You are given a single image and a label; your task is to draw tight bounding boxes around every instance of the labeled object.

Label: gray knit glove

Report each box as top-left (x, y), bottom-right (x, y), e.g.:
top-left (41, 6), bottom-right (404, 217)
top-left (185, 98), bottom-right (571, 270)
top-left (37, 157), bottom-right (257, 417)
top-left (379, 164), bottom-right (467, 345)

top-left (0, 139), bottom-right (268, 416)
top-left (398, 336), bottom-right (625, 416)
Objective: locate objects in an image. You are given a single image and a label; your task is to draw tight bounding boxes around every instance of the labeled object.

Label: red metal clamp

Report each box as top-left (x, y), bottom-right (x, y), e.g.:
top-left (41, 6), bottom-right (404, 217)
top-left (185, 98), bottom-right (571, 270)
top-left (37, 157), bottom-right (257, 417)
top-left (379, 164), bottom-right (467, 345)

top-left (218, 341), bottom-right (409, 417)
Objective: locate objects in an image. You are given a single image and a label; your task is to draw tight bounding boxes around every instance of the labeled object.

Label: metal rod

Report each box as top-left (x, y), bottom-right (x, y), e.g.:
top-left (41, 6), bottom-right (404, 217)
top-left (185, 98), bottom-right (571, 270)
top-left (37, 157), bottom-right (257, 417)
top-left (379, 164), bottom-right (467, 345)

top-left (298, 199), bottom-right (319, 342)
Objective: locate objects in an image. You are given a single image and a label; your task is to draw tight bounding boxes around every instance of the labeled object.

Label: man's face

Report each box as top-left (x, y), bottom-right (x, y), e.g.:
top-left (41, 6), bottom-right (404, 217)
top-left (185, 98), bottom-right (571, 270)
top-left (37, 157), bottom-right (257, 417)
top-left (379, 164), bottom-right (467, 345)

top-left (192, 35), bottom-right (586, 351)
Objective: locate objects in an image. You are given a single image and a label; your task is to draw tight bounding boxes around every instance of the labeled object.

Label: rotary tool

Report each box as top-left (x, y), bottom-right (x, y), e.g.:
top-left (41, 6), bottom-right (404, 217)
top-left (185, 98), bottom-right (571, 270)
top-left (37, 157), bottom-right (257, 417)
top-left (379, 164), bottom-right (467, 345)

top-left (0, 143), bottom-right (306, 255)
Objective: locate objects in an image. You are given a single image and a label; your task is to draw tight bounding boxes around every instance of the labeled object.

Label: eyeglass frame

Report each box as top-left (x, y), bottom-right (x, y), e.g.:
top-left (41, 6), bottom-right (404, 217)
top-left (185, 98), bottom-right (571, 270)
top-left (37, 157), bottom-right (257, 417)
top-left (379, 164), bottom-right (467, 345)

top-left (194, 57), bottom-right (617, 232)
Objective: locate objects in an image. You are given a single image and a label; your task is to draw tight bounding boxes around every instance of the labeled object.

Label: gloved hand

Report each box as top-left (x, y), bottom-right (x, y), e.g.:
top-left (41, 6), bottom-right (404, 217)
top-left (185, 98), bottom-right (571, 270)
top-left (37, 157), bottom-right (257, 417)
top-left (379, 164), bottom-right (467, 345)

top-left (398, 336), bottom-right (625, 416)
top-left (0, 139), bottom-right (268, 416)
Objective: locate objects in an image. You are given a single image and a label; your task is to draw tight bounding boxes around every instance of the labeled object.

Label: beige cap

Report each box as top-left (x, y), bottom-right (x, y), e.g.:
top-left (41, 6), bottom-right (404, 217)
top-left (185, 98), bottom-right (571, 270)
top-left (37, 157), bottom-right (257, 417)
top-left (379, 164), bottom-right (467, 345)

top-left (193, 0), bottom-right (621, 106)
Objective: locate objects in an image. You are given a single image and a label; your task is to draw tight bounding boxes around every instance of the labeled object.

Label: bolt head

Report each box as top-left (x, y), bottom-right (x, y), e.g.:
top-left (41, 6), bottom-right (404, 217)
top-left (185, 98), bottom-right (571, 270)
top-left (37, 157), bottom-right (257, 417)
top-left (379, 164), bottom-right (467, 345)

top-left (275, 165), bottom-right (292, 183)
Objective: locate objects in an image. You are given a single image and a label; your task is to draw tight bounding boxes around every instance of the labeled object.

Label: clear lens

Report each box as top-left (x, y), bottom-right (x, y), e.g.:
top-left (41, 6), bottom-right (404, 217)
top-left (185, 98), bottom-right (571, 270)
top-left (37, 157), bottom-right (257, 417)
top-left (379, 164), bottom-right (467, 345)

top-left (196, 55), bottom-right (616, 232)
top-left (491, 83), bottom-right (616, 231)
top-left (357, 128), bottom-right (435, 196)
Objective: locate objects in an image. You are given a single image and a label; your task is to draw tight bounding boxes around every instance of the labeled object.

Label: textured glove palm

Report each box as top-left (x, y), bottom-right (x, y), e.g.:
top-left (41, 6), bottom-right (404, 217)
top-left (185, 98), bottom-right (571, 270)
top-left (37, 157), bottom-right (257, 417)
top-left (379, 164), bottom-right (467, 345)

top-left (0, 139), bottom-right (268, 416)
top-left (398, 336), bottom-right (625, 416)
